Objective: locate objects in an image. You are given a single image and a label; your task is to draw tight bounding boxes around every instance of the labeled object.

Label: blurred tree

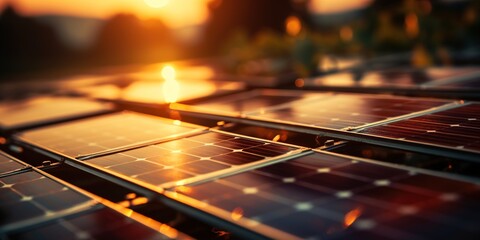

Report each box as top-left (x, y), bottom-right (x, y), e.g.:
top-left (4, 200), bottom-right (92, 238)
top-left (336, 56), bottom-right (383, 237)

top-left (0, 5), bottom-right (69, 78)
top-left (90, 14), bottom-right (176, 65)
top-left (201, 0), bottom-right (294, 55)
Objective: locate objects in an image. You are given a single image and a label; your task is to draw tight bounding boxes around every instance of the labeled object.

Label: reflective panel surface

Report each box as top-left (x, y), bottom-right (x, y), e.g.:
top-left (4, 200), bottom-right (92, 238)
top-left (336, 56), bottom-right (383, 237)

top-left (0, 170), bottom-right (92, 226)
top-left (87, 132), bottom-right (299, 187)
top-left (16, 112), bottom-right (203, 158)
top-left (174, 152), bottom-right (480, 239)
top-left (0, 97), bottom-right (112, 130)
top-left (362, 103), bottom-right (480, 152)
top-left (250, 94), bottom-right (450, 129)
top-left (7, 207), bottom-right (179, 240)
top-left (0, 152), bottom-right (25, 175)
top-left (192, 90), bottom-right (324, 114)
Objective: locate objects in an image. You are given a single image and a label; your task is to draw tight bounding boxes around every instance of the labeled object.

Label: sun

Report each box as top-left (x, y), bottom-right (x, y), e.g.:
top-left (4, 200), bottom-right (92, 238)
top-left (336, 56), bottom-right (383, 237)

top-left (144, 0), bottom-right (170, 8)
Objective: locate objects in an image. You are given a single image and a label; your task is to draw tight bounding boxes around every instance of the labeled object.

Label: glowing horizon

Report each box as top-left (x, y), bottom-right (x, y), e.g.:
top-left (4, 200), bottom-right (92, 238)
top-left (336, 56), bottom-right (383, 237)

top-left (0, 0), bottom-right (212, 28)
top-left (0, 0), bottom-right (371, 28)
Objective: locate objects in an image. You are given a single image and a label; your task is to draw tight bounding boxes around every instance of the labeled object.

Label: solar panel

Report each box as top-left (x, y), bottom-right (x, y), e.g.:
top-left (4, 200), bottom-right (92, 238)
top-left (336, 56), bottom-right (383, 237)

top-left (6, 207), bottom-right (184, 240)
top-left (85, 131), bottom-right (301, 188)
top-left (0, 152), bottom-right (26, 175)
top-left (78, 78), bottom-right (245, 105)
top-left (249, 93), bottom-right (451, 130)
top-left (174, 90), bottom-right (452, 130)
top-left (0, 170), bottom-right (93, 228)
top-left (0, 97), bottom-right (113, 131)
top-left (168, 151), bottom-right (480, 239)
top-left (328, 140), bottom-right (480, 178)
top-left (15, 111), bottom-right (205, 159)
top-left (361, 103), bottom-right (480, 152)
top-left (184, 89), bottom-right (326, 115)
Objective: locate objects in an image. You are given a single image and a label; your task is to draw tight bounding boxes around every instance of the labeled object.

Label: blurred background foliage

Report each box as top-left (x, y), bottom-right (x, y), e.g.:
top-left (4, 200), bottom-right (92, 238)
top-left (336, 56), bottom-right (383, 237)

top-left (0, 0), bottom-right (479, 80)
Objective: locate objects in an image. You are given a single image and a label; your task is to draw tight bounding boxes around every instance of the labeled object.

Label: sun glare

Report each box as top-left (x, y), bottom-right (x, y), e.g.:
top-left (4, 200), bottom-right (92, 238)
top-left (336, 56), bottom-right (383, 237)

top-left (161, 65), bottom-right (180, 103)
top-left (161, 65), bottom-right (176, 81)
top-left (144, 0), bottom-right (170, 8)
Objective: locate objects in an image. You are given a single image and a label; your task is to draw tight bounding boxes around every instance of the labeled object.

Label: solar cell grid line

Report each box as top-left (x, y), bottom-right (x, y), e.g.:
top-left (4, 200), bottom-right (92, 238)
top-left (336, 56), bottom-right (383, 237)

top-left (248, 93), bottom-right (453, 130)
top-left (0, 169), bottom-right (96, 233)
top-left (5, 206), bottom-right (191, 240)
top-left (360, 103), bottom-right (480, 153)
top-left (0, 96), bottom-right (114, 131)
top-left (14, 111), bottom-right (207, 160)
top-left (0, 168), bottom-right (193, 240)
top-left (0, 151), bottom-right (29, 176)
top-left (81, 130), bottom-right (306, 191)
top-left (164, 151), bottom-right (480, 240)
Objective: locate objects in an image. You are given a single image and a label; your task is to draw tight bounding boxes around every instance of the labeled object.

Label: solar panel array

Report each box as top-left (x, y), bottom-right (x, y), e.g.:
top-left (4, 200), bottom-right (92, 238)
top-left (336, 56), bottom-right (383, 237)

top-left (0, 151), bottom-right (187, 239)
top-left (179, 90), bottom-right (452, 130)
top-left (6, 207), bottom-right (180, 240)
top-left (172, 151), bottom-right (480, 239)
top-left (86, 131), bottom-right (299, 188)
top-left (362, 103), bottom-right (480, 152)
top-left (16, 112), bottom-right (204, 158)
top-left (192, 90), bottom-right (324, 114)
top-left (4, 88), bottom-right (480, 238)
top-left (0, 164), bottom-right (93, 229)
top-left (250, 94), bottom-right (449, 129)
top-left (0, 97), bottom-right (113, 131)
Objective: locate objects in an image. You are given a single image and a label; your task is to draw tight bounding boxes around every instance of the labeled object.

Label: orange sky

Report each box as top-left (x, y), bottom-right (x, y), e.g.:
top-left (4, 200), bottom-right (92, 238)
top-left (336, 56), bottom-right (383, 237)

top-left (0, 0), bottom-right (371, 28)
top-left (0, 0), bottom-right (213, 28)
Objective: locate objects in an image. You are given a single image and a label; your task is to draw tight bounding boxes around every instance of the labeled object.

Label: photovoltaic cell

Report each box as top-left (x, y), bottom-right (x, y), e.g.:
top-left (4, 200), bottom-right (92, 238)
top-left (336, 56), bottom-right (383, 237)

top-left (172, 152), bottom-right (480, 239)
top-left (0, 97), bottom-right (113, 131)
top-left (16, 112), bottom-right (203, 158)
top-left (86, 132), bottom-right (299, 187)
top-left (362, 103), bottom-right (480, 152)
top-left (0, 152), bottom-right (26, 175)
top-left (190, 90), bottom-right (324, 114)
top-left (250, 94), bottom-right (450, 129)
top-left (0, 170), bottom-right (92, 227)
top-left (7, 207), bottom-right (177, 240)
top-left (183, 90), bottom-right (451, 130)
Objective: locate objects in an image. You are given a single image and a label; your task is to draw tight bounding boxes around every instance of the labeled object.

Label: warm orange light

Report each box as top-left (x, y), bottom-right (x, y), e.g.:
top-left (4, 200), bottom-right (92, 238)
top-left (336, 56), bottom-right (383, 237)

top-left (405, 13), bottom-right (419, 38)
top-left (117, 200), bottom-right (130, 208)
top-left (132, 197), bottom-right (149, 206)
top-left (285, 16), bottom-right (302, 37)
top-left (272, 135), bottom-right (281, 142)
top-left (0, 137), bottom-right (6, 145)
top-left (175, 186), bottom-right (192, 194)
top-left (343, 208), bottom-right (362, 228)
top-left (161, 65), bottom-right (176, 81)
top-left (161, 65), bottom-right (180, 103)
top-left (144, 0), bottom-right (169, 8)
top-left (6, 0), bottom-right (213, 29)
top-left (126, 193), bottom-right (137, 200)
top-left (340, 26), bottom-right (353, 41)
top-left (231, 207), bottom-right (244, 221)
top-left (159, 224), bottom-right (179, 239)
top-left (295, 78), bottom-right (305, 88)
top-left (412, 44), bottom-right (432, 67)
